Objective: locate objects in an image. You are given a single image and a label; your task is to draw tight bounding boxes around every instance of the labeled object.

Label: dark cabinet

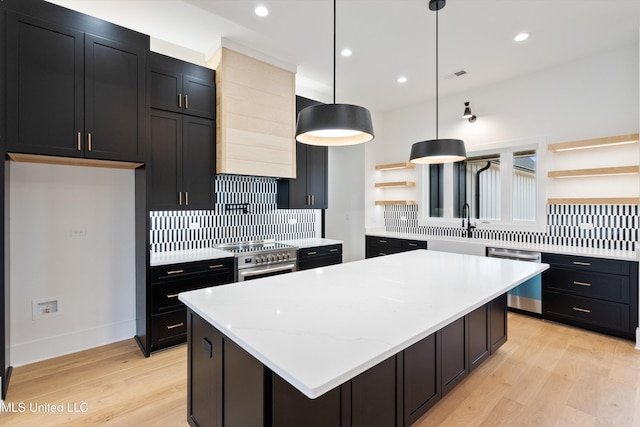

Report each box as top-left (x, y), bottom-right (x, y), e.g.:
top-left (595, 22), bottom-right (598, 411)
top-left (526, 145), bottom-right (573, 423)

top-left (277, 96), bottom-right (328, 209)
top-left (186, 293), bottom-right (507, 426)
top-left (148, 111), bottom-right (215, 209)
top-left (137, 258), bottom-right (233, 355)
top-left (297, 244), bottom-right (342, 270)
top-left (148, 53), bottom-right (216, 210)
top-left (468, 304), bottom-right (490, 371)
top-left (365, 236), bottom-right (427, 258)
top-left (6, 12), bottom-right (146, 162)
top-left (542, 253), bottom-right (638, 339)
top-left (150, 52), bottom-right (215, 119)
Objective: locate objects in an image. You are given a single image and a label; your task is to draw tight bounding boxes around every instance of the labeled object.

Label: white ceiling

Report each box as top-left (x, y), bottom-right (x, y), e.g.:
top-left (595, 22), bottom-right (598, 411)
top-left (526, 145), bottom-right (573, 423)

top-left (48, 0), bottom-right (640, 112)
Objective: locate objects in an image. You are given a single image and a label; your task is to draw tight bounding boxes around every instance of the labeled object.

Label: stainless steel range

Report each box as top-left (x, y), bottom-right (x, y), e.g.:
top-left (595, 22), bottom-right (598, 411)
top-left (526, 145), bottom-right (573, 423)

top-left (215, 239), bottom-right (298, 282)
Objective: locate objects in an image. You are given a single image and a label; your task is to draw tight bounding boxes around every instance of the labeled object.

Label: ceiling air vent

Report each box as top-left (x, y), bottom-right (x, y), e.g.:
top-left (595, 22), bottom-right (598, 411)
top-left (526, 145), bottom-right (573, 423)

top-left (454, 70), bottom-right (467, 77)
top-left (443, 70), bottom-right (468, 80)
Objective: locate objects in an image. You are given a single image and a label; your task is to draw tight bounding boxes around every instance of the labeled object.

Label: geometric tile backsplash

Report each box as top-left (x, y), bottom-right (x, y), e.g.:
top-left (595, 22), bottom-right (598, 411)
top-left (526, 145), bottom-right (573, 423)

top-left (150, 174), bottom-right (321, 253)
top-left (383, 203), bottom-right (638, 251)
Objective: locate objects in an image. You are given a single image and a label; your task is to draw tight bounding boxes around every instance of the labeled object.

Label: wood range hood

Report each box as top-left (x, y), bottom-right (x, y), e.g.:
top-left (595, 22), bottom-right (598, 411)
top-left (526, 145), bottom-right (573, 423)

top-left (207, 47), bottom-right (297, 179)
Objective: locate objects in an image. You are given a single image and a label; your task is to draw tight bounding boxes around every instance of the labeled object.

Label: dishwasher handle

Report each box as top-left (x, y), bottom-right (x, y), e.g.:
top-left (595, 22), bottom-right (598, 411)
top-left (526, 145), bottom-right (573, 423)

top-left (487, 247), bottom-right (541, 262)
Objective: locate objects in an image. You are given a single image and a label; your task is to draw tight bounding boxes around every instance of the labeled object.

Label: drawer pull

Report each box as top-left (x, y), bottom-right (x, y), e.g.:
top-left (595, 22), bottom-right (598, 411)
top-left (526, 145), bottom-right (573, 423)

top-left (572, 307), bottom-right (591, 314)
top-left (379, 252), bottom-right (387, 256)
top-left (408, 243), bottom-right (417, 247)
top-left (572, 261), bottom-right (591, 266)
top-left (307, 251), bottom-right (317, 256)
top-left (379, 240), bottom-right (387, 243)
top-left (167, 269), bottom-right (184, 275)
top-left (329, 248), bottom-right (339, 252)
top-left (209, 264), bottom-right (224, 269)
top-left (166, 322), bottom-right (184, 330)
top-left (573, 281), bottom-right (591, 287)
top-left (166, 293), bottom-right (179, 299)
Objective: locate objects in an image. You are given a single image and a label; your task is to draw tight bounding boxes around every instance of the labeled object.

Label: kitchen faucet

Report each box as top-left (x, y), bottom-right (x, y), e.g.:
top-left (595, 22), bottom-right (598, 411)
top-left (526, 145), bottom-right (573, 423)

top-left (462, 203), bottom-right (476, 238)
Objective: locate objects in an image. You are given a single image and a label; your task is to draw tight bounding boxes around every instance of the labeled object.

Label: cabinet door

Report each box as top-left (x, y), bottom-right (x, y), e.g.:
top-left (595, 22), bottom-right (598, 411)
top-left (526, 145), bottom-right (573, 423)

top-left (85, 34), bottom-right (145, 162)
top-left (489, 294), bottom-right (508, 353)
top-left (468, 304), bottom-right (490, 370)
top-left (149, 110), bottom-right (181, 209)
top-left (404, 333), bottom-right (439, 425)
top-left (440, 317), bottom-right (468, 396)
top-left (182, 116), bottom-right (215, 209)
top-left (306, 144), bottom-right (328, 208)
top-left (150, 66), bottom-right (182, 114)
top-left (6, 13), bottom-right (84, 157)
top-left (183, 74), bottom-right (215, 119)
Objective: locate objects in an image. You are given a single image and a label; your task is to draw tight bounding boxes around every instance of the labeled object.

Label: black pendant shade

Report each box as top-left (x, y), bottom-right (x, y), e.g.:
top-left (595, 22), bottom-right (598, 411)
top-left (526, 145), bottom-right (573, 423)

top-left (295, 0), bottom-right (374, 146)
top-left (409, 0), bottom-right (466, 164)
top-left (409, 138), bottom-right (466, 164)
top-left (296, 103), bottom-right (374, 146)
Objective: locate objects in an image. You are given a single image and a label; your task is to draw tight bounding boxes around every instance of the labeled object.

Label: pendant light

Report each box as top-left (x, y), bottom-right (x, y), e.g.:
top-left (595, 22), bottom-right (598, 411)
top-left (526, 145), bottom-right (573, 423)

top-left (409, 0), bottom-right (466, 164)
top-left (295, 0), bottom-right (374, 146)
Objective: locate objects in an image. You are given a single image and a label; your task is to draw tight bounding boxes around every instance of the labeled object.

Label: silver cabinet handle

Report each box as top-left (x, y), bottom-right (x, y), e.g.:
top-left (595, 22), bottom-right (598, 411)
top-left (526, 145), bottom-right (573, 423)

top-left (240, 264), bottom-right (296, 279)
top-left (209, 264), bottom-right (224, 269)
top-left (573, 261), bottom-right (591, 266)
top-left (88, 133), bottom-right (92, 151)
top-left (185, 191), bottom-right (189, 206)
top-left (379, 240), bottom-right (387, 243)
top-left (185, 94), bottom-right (189, 109)
top-left (178, 93), bottom-right (182, 108)
top-left (573, 281), bottom-right (591, 287)
top-left (166, 293), bottom-right (179, 299)
top-left (330, 248), bottom-right (338, 252)
top-left (408, 243), bottom-right (417, 247)
top-left (166, 269), bottom-right (184, 275)
top-left (77, 132), bottom-right (82, 151)
top-left (572, 307), bottom-right (591, 314)
top-left (179, 191), bottom-right (182, 206)
top-left (307, 251), bottom-right (317, 256)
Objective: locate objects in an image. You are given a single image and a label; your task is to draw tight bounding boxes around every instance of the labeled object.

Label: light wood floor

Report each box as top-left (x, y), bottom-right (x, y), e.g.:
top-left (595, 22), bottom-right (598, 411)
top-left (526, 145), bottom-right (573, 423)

top-left (2, 313), bottom-right (639, 426)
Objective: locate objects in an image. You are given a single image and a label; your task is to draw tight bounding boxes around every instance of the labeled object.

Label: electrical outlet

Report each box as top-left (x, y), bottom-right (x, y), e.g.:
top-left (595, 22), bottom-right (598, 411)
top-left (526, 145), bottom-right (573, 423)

top-left (69, 228), bottom-right (86, 238)
top-left (32, 298), bottom-right (61, 320)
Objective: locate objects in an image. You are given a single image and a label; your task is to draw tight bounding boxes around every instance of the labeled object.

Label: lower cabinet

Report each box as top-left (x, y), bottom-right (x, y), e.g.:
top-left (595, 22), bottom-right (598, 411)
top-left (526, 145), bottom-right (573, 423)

top-left (187, 294), bottom-right (507, 427)
top-left (136, 257), bottom-right (234, 356)
top-left (365, 236), bottom-right (427, 259)
top-left (542, 253), bottom-right (638, 339)
top-left (297, 244), bottom-right (342, 271)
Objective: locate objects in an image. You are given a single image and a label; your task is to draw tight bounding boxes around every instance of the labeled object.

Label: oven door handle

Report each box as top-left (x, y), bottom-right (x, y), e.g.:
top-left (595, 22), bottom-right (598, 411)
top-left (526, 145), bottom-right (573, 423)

top-left (239, 263), bottom-right (297, 279)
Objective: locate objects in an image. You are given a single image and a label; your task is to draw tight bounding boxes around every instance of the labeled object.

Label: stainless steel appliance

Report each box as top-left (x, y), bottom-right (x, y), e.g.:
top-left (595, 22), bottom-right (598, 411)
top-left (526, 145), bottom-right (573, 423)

top-left (487, 247), bottom-right (542, 315)
top-left (216, 240), bottom-right (298, 282)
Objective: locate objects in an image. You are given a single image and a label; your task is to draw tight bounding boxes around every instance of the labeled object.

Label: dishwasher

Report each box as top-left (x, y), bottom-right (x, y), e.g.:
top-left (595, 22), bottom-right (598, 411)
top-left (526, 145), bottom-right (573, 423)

top-left (487, 247), bottom-right (542, 316)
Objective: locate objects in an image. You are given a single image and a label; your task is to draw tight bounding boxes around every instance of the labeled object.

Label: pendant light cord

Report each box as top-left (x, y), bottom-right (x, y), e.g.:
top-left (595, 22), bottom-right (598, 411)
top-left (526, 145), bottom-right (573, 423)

top-left (435, 6), bottom-right (439, 139)
top-left (333, 0), bottom-right (337, 105)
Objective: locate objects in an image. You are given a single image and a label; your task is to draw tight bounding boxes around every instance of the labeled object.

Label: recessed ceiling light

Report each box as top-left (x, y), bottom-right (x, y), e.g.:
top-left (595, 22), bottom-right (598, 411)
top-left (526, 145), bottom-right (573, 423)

top-left (341, 48), bottom-right (352, 57)
top-left (255, 6), bottom-right (269, 17)
top-left (397, 76), bottom-right (407, 83)
top-left (514, 32), bottom-right (529, 42)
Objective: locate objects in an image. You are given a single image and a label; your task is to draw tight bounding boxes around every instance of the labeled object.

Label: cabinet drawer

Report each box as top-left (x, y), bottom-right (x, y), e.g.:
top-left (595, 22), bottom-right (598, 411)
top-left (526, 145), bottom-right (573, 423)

top-left (298, 244), bottom-right (342, 259)
top-left (402, 240), bottom-right (427, 250)
top-left (543, 268), bottom-right (629, 303)
top-left (151, 258), bottom-right (233, 281)
top-left (151, 309), bottom-right (187, 346)
top-left (542, 253), bottom-right (629, 275)
top-left (366, 236), bottom-right (402, 249)
top-left (543, 291), bottom-right (630, 334)
top-left (298, 254), bottom-right (342, 271)
top-left (151, 277), bottom-right (229, 314)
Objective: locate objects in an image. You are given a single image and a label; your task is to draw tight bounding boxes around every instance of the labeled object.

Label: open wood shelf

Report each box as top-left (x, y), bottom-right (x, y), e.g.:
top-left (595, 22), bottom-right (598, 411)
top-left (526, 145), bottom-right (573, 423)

top-left (375, 200), bottom-right (416, 206)
top-left (375, 162), bottom-right (415, 171)
top-left (548, 197), bottom-right (640, 205)
top-left (375, 181), bottom-right (416, 188)
top-left (548, 165), bottom-right (640, 178)
top-left (548, 133), bottom-right (639, 152)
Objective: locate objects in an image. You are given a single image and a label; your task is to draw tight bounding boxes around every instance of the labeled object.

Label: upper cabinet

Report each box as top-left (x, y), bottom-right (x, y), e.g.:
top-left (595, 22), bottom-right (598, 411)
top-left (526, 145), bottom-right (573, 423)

top-left (277, 96), bottom-right (328, 209)
top-left (148, 53), bottom-right (215, 210)
top-left (4, 2), bottom-right (148, 163)
top-left (207, 47), bottom-right (296, 178)
top-left (150, 53), bottom-right (215, 120)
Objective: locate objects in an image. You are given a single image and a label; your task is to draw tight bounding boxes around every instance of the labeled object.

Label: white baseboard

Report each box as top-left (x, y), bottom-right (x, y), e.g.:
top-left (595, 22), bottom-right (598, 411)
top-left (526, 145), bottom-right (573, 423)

top-left (10, 320), bottom-right (136, 367)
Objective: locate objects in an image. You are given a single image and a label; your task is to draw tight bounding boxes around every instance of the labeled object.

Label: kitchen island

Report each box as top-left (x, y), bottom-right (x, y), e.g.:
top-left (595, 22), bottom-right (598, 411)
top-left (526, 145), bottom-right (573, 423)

top-left (179, 250), bottom-right (549, 427)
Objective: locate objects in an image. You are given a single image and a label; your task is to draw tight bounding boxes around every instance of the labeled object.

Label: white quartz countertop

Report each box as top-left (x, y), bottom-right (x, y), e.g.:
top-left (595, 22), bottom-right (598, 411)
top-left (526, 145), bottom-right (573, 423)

top-left (367, 231), bottom-right (638, 262)
top-left (278, 238), bottom-right (343, 249)
top-left (179, 250), bottom-right (549, 399)
top-left (150, 248), bottom-right (233, 266)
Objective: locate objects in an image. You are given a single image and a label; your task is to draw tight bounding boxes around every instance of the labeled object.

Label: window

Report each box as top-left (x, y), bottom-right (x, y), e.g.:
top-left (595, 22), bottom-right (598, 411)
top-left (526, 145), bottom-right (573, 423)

top-left (419, 138), bottom-right (546, 232)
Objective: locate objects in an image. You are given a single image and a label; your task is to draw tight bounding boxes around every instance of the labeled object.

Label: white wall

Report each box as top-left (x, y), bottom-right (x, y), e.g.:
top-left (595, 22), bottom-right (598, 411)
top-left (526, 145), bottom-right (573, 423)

top-left (366, 44), bottom-right (639, 229)
top-left (9, 162), bottom-right (136, 366)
